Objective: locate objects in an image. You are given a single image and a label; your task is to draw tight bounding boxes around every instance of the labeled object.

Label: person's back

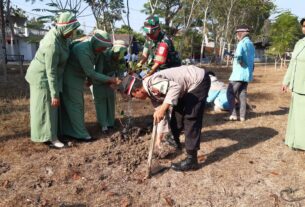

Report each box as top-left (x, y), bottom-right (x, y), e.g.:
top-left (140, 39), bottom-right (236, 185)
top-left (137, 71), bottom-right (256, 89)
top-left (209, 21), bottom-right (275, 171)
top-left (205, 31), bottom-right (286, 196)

top-left (64, 40), bottom-right (94, 89)
top-left (207, 73), bottom-right (230, 111)
top-left (147, 65), bottom-right (205, 97)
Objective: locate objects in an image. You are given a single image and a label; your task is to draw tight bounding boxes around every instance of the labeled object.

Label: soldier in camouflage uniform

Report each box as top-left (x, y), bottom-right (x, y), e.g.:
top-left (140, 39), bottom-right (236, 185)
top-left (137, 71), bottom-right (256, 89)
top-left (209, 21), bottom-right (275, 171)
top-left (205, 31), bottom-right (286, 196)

top-left (136, 15), bottom-right (181, 78)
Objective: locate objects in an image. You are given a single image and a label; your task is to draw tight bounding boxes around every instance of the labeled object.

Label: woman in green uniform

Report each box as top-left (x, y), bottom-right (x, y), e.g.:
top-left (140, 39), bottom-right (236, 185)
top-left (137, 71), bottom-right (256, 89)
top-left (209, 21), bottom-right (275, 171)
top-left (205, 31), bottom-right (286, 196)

top-left (282, 18), bottom-right (305, 150)
top-left (25, 12), bottom-right (80, 148)
top-left (61, 30), bottom-right (120, 140)
top-left (92, 40), bottom-right (127, 132)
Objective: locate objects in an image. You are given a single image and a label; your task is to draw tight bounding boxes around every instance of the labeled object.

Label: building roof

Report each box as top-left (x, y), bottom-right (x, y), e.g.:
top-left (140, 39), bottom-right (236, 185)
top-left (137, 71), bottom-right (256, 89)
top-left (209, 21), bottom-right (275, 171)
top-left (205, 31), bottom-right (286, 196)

top-left (112, 34), bottom-right (134, 45)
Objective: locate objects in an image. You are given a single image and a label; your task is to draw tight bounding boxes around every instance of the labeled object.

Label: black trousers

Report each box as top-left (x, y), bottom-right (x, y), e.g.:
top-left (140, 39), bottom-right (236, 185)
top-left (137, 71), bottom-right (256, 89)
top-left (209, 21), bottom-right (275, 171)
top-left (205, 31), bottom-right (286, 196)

top-left (170, 73), bottom-right (211, 151)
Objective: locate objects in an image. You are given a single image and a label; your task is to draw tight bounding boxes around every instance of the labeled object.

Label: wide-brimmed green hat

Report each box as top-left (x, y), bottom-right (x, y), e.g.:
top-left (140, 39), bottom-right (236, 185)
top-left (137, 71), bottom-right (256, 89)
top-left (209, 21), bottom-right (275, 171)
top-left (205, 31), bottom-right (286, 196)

top-left (91, 29), bottom-right (113, 49)
top-left (56, 11), bottom-right (80, 36)
top-left (143, 15), bottom-right (160, 34)
top-left (112, 40), bottom-right (127, 53)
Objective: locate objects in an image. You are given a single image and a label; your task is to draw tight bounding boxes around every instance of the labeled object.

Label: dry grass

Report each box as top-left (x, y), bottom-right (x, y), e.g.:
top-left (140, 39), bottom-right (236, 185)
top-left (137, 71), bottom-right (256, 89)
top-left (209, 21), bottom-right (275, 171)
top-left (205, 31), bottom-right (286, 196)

top-left (1, 65), bottom-right (305, 207)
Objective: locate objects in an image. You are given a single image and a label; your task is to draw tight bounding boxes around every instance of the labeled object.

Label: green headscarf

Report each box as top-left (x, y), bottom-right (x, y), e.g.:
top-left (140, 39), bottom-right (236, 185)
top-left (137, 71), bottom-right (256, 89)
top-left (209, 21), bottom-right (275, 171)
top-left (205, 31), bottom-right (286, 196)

top-left (91, 29), bottom-right (113, 51)
top-left (56, 11), bottom-right (80, 36)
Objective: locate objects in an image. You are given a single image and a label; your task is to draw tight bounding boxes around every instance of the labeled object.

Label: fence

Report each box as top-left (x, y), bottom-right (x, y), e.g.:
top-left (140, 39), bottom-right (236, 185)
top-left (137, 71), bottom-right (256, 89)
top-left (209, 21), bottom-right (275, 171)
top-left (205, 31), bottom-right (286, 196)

top-left (6, 54), bottom-right (24, 75)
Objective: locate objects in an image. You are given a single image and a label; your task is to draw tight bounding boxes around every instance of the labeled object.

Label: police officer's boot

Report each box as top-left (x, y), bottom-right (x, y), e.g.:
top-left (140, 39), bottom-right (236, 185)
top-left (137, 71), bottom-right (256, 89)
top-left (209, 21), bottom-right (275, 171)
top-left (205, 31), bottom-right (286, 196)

top-left (165, 134), bottom-right (182, 150)
top-left (171, 150), bottom-right (198, 171)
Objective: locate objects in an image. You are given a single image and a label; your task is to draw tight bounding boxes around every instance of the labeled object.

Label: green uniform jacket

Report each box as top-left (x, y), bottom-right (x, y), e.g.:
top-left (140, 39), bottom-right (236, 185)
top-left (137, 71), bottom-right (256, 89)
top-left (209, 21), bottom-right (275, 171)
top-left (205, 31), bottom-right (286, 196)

top-left (25, 28), bottom-right (70, 98)
top-left (283, 37), bottom-right (305, 95)
top-left (64, 40), bottom-right (111, 88)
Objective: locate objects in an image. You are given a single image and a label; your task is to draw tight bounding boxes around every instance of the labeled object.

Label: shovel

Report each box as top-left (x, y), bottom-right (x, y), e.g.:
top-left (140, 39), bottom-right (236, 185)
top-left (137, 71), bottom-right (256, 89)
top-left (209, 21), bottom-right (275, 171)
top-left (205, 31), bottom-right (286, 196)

top-left (146, 121), bottom-right (158, 178)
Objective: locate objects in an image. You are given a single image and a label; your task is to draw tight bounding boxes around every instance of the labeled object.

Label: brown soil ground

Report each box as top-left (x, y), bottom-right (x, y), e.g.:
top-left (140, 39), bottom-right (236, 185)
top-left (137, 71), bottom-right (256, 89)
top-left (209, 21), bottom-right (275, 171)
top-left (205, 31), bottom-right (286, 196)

top-left (1, 65), bottom-right (305, 207)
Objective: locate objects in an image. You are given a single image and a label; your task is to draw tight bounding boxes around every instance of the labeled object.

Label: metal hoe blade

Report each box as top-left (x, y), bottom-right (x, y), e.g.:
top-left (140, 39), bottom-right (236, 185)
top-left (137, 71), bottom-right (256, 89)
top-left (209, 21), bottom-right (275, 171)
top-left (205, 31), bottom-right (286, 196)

top-left (146, 122), bottom-right (157, 178)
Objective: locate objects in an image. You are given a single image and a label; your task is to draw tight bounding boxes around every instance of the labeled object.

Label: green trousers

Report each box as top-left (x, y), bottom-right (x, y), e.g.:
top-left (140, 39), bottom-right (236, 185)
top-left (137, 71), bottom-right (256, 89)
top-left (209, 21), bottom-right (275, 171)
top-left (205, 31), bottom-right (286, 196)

top-left (285, 92), bottom-right (305, 150)
top-left (61, 84), bottom-right (90, 139)
top-left (29, 85), bottom-right (57, 142)
top-left (92, 84), bottom-right (115, 128)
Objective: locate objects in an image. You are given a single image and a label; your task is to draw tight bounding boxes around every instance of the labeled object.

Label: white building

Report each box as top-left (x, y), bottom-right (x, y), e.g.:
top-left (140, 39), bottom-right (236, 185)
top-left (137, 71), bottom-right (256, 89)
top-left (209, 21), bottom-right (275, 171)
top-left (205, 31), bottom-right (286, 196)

top-left (1, 14), bottom-right (47, 62)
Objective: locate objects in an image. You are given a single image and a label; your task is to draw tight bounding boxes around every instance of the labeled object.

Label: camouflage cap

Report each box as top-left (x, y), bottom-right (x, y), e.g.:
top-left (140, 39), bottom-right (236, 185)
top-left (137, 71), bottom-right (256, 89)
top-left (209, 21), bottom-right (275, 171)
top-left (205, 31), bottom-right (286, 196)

top-left (143, 15), bottom-right (160, 34)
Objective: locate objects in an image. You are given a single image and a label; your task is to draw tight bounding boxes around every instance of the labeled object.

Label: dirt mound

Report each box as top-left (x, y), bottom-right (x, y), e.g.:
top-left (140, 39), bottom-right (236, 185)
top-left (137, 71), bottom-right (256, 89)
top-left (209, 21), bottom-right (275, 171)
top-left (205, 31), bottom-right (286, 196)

top-left (101, 127), bottom-right (150, 173)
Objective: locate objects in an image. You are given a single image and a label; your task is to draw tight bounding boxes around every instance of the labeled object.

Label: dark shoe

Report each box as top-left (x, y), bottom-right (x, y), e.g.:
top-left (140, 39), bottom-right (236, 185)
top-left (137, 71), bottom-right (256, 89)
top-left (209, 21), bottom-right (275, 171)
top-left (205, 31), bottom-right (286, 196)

top-left (102, 126), bottom-right (109, 134)
top-left (165, 134), bottom-right (182, 150)
top-left (77, 136), bottom-right (94, 142)
top-left (171, 151), bottom-right (199, 171)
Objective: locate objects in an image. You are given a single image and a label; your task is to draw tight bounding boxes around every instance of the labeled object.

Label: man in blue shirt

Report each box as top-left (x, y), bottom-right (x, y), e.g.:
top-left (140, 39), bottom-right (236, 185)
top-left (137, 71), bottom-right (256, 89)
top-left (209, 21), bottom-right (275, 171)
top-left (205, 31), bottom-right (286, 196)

top-left (227, 24), bottom-right (255, 121)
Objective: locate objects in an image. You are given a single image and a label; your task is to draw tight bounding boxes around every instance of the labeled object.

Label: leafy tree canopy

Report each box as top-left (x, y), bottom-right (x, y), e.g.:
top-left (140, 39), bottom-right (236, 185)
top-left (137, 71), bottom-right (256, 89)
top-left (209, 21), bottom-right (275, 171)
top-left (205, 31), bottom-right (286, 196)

top-left (267, 11), bottom-right (302, 57)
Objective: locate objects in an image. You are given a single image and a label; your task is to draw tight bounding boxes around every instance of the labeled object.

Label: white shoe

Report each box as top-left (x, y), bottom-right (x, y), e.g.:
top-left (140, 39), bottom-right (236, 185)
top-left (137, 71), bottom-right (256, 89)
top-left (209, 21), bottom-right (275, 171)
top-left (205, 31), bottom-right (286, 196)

top-left (51, 139), bottom-right (65, 148)
top-left (214, 105), bottom-right (222, 112)
top-left (229, 115), bottom-right (238, 121)
top-left (240, 117), bottom-right (246, 122)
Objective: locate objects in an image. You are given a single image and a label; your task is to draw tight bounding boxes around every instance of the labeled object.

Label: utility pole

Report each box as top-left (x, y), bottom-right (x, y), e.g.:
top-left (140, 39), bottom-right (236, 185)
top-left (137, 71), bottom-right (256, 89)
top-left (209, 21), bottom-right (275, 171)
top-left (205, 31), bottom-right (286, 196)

top-left (0, 0), bottom-right (7, 82)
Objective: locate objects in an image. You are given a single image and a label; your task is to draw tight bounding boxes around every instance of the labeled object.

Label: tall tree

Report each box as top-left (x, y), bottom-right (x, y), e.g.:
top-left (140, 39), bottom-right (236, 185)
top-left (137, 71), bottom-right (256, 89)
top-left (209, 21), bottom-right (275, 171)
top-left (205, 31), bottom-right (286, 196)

top-left (0, 0), bottom-right (7, 81)
top-left (143, 0), bottom-right (183, 36)
top-left (140, 0), bottom-right (274, 62)
top-left (267, 11), bottom-right (302, 69)
top-left (85, 0), bottom-right (124, 32)
top-left (200, 0), bottom-right (274, 61)
top-left (196, 0), bottom-right (212, 62)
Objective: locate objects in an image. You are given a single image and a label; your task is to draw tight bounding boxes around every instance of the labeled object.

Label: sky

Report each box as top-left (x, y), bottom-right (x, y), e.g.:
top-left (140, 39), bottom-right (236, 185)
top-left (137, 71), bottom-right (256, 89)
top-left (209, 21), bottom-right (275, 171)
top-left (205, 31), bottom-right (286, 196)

top-left (11, 0), bottom-right (304, 34)
top-left (272, 0), bottom-right (304, 20)
top-left (12, 0), bottom-right (147, 34)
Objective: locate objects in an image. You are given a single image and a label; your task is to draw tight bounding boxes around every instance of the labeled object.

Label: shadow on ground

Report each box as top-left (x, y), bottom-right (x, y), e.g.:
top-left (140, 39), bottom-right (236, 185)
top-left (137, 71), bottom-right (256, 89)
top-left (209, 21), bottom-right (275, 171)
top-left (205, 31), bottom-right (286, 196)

top-left (247, 107), bottom-right (289, 120)
top-left (200, 127), bottom-right (278, 168)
